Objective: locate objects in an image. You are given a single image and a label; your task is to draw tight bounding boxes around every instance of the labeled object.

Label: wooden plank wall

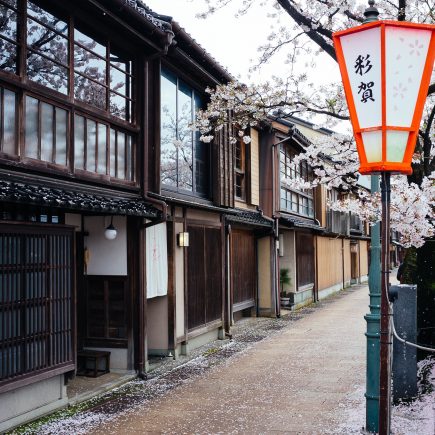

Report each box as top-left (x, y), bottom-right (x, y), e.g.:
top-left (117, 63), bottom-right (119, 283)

top-left (231, 230), bottom-right (256, 305)
top-left (213, 124), bottom-right (234, 208)
top-left (249, 128), bottom-right (260, 206)
top-left (316, 236), bottom-right (344, 290)
top-left (360, 240), bottom-right (369, 276)
top-left (343, 239), bottom-right (351, 283)
top-left (186, 225), bottom-right (222, 330)
top-left (296, 232), bottom-right (315, 287)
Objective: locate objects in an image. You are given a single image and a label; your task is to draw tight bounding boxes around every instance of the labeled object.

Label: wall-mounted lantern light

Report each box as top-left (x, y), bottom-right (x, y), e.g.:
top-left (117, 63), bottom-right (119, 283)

top-left (177, 232), bottom-right (189, 247)
top-left (104, 216), bottom-right (117, 240)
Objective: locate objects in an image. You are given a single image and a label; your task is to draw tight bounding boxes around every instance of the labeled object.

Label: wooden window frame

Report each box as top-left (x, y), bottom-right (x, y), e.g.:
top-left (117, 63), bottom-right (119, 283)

top-left (160, 67), bottom-right (211, 198)
top-left (279, 143), bottom-right (314, 218)
top-left (0, 0), bottom-right (138, 185)
top-left (234, 137), bottom-right (246, 200)
top-left (0, 0), bottom-right (19, 75)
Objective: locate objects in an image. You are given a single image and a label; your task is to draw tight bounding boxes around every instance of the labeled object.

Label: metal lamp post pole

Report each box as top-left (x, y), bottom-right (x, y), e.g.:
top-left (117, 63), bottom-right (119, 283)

top-left (378, 172), bottom-right (392, 435)
top-left (365, 175), bottom-right (381, 433)
top-left (362, 3), bottom-right (382, 432)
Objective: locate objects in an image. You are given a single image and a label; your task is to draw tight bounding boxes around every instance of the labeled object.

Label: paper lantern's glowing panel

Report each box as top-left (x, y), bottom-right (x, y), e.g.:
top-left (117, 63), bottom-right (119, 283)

top-left (333, 21), bottom-right (435, 174)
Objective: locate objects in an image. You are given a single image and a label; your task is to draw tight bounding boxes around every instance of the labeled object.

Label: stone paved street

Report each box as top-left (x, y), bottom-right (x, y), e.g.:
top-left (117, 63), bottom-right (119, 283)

top-left (89, 285), bottom-right (368, 434)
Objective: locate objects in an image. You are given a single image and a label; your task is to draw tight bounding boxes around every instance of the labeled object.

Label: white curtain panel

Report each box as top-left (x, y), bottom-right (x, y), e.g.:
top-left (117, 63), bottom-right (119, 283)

top-left (146, 222), bottom-right (168, 298)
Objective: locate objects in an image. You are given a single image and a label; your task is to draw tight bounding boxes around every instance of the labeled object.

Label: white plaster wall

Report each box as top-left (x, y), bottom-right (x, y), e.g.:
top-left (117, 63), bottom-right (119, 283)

top-left (84, 216), bottom-right (127, 276)
top-left (279, 230), bottom-right (296, 293)
top-left (64, 213), bottom-right (82, 231)
top-left (0, 375), bottom-right (67, 433)
top-left (175, 221), bottom-right (185, 341)
top-left (148, 296), bottom-right (169, 354)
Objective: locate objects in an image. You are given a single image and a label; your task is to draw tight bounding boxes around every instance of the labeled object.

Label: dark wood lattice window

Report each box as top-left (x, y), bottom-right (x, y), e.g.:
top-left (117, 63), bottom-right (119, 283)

top-left (0, 224), bottom-right (74, 392)
top-left (85, 276), bottom-right (128, 348)
top-left (187, 225), bottom-right (222, 330)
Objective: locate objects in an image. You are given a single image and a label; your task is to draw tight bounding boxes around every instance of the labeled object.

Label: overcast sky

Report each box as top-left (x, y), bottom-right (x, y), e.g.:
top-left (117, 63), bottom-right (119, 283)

top-left (145, 0), bottom-right (340, 84)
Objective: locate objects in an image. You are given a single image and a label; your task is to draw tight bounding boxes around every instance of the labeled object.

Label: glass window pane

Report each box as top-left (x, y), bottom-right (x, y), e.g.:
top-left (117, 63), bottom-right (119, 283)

top-left (27, 18), bottom-right (68, 65)
top-left (55, 107), bottom-right (67, 166)
top-left (0, 38), bottom-right (16, 73)
top-left (177, 81), bottom-right (193, 191)
top-left (110, 67), bottom-right (127, 95)
top-left (25, 96), bottom-right (39, 159)
top-left (74, 73), bottom-right (106, 110)
top-left (110, 50), bottom-right (131, 73)
top-left (40, 102), bottom-right (53, 162)
top-left (195, 139), bottom-right (208, 195)
top-left (126, 135), bottom-right (133, 181)
top-left (74, 115), bottom-right (85, 169)
top-left (97, 123), bottom-right (107, 174)
top-left (27, 53), bottom-right (68, 94)
top-left (117, 132), bottom-right (125, 179)
top-left (3, 89), bottom-right (16, 155)
top-left (74, 28), bottom-right (106, 58)
top-left (74, 44), bottom-right (106, 84)
top-left (27, 1), bottom-right (68, 35)
top-left (0, 6), bottom-right (17, 41)
top-left (86, 119), bottom-right (96, 172)
top-left (109, 128), bottom-right (116, 177)
top-left (109, 92), bottom-right (128, 120)
top-left (291, 193), bottom-right (298, 212)
top-left (160, 70), bottom-right (177, 187)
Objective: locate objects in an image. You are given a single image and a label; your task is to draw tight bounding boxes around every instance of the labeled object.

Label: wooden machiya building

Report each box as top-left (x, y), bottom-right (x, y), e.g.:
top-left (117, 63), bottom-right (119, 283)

top-left (0, 0), bottom-right (277, 429)
top-left (146, 26), bottom-right (275, 354)
top-left (0, 0), bottom-right (181, 431)
top-left (260, 117), bottom-right (322, 313)
top-left (261, 116), bottom-right (370, 312)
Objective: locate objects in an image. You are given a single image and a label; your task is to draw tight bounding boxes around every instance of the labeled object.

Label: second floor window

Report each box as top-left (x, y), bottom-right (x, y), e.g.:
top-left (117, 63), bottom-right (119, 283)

top-left (160, 68), bottom-right (209, 197)
top-left (280, 143), bottom-right (314, 218)
top-left (0, 1), bottom-right (136, 183)
top-left (235, 137), bottom-right (246, 200)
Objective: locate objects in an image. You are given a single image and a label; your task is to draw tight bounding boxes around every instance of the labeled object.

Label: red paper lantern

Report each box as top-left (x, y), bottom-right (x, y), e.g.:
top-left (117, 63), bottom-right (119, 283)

top-left (333, 21), bottom-right (435, 174)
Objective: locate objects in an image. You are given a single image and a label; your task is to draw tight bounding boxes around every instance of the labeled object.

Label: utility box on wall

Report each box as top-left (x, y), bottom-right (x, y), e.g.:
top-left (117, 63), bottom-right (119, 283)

top-left (392, 284), bottom-right (418, 402)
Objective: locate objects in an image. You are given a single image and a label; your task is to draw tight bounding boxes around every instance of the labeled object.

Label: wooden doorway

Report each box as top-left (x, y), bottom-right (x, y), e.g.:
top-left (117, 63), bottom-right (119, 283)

top-left (231, 229), bottom-right (256, 313)
top-left (187, 225), bottom-right (222, 331)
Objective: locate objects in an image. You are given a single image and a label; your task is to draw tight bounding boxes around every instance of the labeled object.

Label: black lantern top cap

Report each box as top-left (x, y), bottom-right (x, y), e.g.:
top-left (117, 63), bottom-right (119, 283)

top-left (363, 0), bottom-right (380, 23)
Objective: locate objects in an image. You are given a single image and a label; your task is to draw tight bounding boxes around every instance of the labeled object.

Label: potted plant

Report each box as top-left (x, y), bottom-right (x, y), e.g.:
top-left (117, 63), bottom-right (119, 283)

top-left (280, 268), bottom-right (292, 307)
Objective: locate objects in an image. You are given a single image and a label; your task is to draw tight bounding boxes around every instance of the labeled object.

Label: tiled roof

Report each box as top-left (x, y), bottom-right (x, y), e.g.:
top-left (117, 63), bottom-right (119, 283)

top-left (279, 214), bottom-right (322, 231)
top-left (226, 210), bottom-right (273, 228)
top-left (124, 0), bottom-right (172, 31)
top-left (0, 180), bottom-right (161, 218)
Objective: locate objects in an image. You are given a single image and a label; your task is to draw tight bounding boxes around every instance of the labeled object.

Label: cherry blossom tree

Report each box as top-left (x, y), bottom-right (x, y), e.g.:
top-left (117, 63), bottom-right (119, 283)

top-left (196, 0), bottom-right (435, 249)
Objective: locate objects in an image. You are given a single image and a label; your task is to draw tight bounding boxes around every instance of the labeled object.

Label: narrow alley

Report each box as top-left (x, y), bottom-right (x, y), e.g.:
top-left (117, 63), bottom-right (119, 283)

top-left (88, 285), bottom-right (368, 434)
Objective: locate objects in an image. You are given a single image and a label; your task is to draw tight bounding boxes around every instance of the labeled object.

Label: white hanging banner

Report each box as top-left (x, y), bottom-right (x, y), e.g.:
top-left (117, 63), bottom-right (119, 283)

top-left (146, 222), bottom-right (168, 298)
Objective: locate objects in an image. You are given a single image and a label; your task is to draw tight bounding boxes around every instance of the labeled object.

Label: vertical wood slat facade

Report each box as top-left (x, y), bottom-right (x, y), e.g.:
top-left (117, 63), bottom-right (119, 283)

top-left (0, 224), bottom-right (74, 393)
top-left (296, 232), bottom-right (315, 288)
top-left (213, 124), bottom-right (234, 208)
top-left (231, 230), bottom-right (256, 309)
top-left (187, 225), bottom-right (222, 331)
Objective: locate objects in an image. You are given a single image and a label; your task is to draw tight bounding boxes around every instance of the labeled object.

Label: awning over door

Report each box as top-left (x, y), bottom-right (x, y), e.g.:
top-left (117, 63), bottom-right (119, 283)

top-left (0, 178), bottom-right (161, 218)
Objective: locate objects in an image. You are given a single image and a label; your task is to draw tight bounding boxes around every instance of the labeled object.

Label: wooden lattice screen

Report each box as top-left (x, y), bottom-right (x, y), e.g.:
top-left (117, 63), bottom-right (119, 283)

top-left (0, 224), bottom-right (74, 392)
